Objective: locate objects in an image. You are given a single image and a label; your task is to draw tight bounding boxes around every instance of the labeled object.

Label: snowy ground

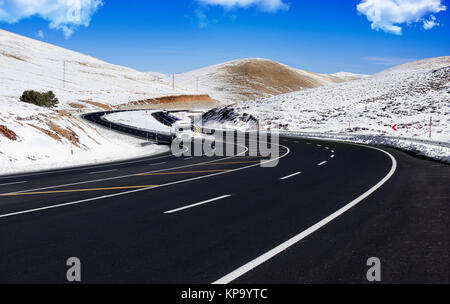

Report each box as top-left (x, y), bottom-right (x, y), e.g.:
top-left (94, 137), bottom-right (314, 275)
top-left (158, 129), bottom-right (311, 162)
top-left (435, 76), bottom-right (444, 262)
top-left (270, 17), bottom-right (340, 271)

top-left (0, 99), bottom-right (168, 175)
top-left (0, 29), bottom-right (192, 111)
top-left (0, 29), bottom-right (184, 175)
top-left (103, 110), bottom-right (172, 134)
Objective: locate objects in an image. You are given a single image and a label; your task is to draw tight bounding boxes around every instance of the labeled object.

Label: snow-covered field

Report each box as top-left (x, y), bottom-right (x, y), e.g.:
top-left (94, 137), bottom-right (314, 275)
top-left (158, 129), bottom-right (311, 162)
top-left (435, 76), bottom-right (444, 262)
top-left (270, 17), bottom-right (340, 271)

top-left (0, 99), bottom-right (168, 175)
top-left (103, 110), bottom-right (172, 134)
top-left (0, 29), bottom-right (192, 111)
top-left (231, 57), bottom-right (450, 162)
top-left (0, 29), bottom-right (184, 175)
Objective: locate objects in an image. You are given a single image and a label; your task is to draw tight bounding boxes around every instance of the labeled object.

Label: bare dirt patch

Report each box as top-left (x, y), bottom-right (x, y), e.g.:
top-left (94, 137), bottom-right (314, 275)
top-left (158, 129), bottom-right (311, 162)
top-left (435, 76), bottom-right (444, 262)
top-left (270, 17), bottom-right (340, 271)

top-left (78, 100), bottom-right (114, 111)
top-left (48, 122), bottom-right (80, 147)
top-left (121, 94), bottom-right (213, 107)
top-left (69, 102), bottom-right (86, 109)
top-left (1, 51), bottom-right (27, 62)
top-left (0, 125), bottom-right (17, 140)
top-left (28, 124), bottom-right (61, 142)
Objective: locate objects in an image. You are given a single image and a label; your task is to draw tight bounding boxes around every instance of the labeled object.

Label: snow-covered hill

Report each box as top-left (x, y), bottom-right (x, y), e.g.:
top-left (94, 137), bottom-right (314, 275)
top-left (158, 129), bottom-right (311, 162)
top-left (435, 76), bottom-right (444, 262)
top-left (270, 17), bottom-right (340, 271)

top-left (157, 58), bottom-right (358, 104)
top-left (0, 29), bottom-right (193, 111)
top-left (231, 57), bottom-right (450, 160)
top-left (0, 29), bottom-right (187, 174)
top-left (0, 99), bottom-right (168, 175)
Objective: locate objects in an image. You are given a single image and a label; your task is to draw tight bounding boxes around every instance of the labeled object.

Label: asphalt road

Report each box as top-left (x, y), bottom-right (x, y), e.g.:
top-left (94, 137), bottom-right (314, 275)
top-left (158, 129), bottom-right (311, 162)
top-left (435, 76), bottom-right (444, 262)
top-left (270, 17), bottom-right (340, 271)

top-left (0, 129), bottom-right (448, 283)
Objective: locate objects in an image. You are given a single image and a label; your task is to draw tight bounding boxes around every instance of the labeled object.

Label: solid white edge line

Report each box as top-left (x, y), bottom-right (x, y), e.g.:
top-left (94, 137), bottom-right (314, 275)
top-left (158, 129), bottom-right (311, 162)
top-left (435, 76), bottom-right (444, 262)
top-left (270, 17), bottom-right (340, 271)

top-left (212, 145), bottom-right (397, 284)
top-left (0, 181), bottom-right (28, 186)
top-left (0, 150), bottom-right (176, 180)
top-left (164, 195), bottom-right (231, 214)
top-left (317, 161), bottom-right (327, 166)
top-left (280, 172), bottom-right (302, 180)
top-left (88, 169), bottom-right (118, 175)
top-left (0, 141), bottom-right (290, 219)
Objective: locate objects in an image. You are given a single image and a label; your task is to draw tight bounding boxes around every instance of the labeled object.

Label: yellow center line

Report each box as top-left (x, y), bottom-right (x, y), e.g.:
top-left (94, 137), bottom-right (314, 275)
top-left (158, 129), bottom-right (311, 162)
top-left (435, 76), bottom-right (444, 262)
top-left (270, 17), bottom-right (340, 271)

top-left (2, 185), bottom-right (158, 196)
top-left (136, 169), bottom-right (230, 176)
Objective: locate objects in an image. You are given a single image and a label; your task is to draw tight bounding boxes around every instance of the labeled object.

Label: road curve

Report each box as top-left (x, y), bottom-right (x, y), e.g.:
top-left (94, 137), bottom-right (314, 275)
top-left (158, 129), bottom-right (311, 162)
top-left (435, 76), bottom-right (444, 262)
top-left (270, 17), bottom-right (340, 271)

top-left (0, 118), bottom-right (448, 283)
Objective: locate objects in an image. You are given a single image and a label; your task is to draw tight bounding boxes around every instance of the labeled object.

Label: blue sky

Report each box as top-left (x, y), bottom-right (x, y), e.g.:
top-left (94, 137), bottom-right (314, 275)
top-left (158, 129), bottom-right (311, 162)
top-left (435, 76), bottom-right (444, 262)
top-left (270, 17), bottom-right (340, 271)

top-left (0, 0), bottom-right (449, 74)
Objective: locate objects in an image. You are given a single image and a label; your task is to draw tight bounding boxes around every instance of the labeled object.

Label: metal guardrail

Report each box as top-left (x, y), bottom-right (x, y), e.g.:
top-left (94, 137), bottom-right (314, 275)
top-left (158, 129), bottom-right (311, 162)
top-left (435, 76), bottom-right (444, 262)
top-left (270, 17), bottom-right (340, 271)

top-left (82, 111), bottom-right (173, 144)
top-left (280, 131), bottom-right (450, 149)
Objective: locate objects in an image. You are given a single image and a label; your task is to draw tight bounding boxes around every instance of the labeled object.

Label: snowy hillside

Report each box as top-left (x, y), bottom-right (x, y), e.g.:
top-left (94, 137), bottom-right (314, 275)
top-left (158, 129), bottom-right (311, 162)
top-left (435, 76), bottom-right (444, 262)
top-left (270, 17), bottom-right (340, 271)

top-left (0, 29), bottom-right (189, 174)
top-left (0, 29), bottom-right (192, 111)
top-left (232, 57), bottom-right (450, 160)
top-left (0, 99), bottom-right (168, 175)
top-left (156, 58), bottom-right (357, 104)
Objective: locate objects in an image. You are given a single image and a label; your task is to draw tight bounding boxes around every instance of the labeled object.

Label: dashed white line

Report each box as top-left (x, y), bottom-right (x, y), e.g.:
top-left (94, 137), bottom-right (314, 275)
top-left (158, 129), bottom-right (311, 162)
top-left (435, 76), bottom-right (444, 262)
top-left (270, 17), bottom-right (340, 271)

top-left (0, 141), bottom-right (289, 219)
top-left (331, 150), bottom-right (335, 153)
top-left (316, 144), bottom-right (322, 147)
top-left (88, 169), bottom-right (118, 175)
top-left (325, 147), bottom-right (330, 150)
top-left (184, 157), bottom-right (194, 161)
top-left (0, 181), bottom-right (28, 187)
top-left (330, 155), bottom-right (335, 159)
top-left (213, 145), bottom-right (398, 284)
top-left (280, 172), bottom-right (302, 180)
top-left (149, 162), bottom-right (167, 166)
top-left (317, 161), bottom-right (327, 166)
top-left (164, 195), bottom-right (231, 214)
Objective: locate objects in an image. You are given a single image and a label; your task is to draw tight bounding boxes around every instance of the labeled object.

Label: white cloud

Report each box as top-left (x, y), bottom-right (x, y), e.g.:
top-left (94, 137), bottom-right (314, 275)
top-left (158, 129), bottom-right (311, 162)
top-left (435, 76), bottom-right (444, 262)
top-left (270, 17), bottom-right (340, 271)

top-left (37, 29), bottom-right (44, 38)
top-left (0, 0), bottom-right (103, 38)
top-left (195, 9), bottom-right (209, 28)
top-left (357, 0), bottom-right (447, 35)
top-left (198, 0), bottom-right (290, 12)
top-left (423, 14), bottom-right (439, 29)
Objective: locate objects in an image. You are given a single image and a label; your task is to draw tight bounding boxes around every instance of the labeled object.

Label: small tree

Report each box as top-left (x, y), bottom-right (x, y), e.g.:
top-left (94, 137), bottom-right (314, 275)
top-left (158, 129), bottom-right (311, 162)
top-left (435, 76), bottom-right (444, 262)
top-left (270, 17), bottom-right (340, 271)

top-left (20, 90), bottom-right (59, 107)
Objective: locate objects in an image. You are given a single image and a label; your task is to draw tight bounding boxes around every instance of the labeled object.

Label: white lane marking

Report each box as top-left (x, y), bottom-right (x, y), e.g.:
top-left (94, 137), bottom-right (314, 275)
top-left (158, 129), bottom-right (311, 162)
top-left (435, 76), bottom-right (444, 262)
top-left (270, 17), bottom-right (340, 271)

top-left (331, 150), bottom-right (335, 153)
top-left (306, 142), bottom-right (311, 145)
top-left (0, 151), bottom-right (178, 180)
top-left (0, 181), bottom-right (28, 187)
top-left (280, 172), bottom-right (302, 180)
top-left (330, 155), bottom-right (335, 159)
top-left (0, 142), bottom-right (289, 219)
top-left (164, 195), bottom-right (231, 214)
top-left (213, 145), bottom-right (397, 284)
top-left (316, 144), bottom-right (322, 147)
top-left (149, 162), bottom-right (167, 166)
top-left (184, 157), bottom-right (194, 160)
top-left (325, 147), bottom-right (330, 150)
top-left (88, 169), bottom-right (118, 175)
top-left (0, 144), bottom-right (242, 196)
top-left (317, 161), bottom-right (327, 166)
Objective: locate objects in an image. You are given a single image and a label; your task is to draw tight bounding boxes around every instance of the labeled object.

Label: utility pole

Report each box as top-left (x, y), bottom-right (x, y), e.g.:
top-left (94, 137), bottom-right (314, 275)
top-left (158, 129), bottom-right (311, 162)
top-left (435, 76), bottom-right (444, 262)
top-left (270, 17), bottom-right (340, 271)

top-left (429, 116), bottom-right (432, 138)
top-left (63, 60), bottom-right (66, 89)
top-left (70, 135), bottom-right (73, 156)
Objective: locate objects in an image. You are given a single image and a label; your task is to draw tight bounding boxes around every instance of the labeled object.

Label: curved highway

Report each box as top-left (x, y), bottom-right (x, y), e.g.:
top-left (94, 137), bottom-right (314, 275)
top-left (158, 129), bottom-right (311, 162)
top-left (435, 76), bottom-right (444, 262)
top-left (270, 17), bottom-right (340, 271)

top-left (0, 113), bottom-right (448, 283)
